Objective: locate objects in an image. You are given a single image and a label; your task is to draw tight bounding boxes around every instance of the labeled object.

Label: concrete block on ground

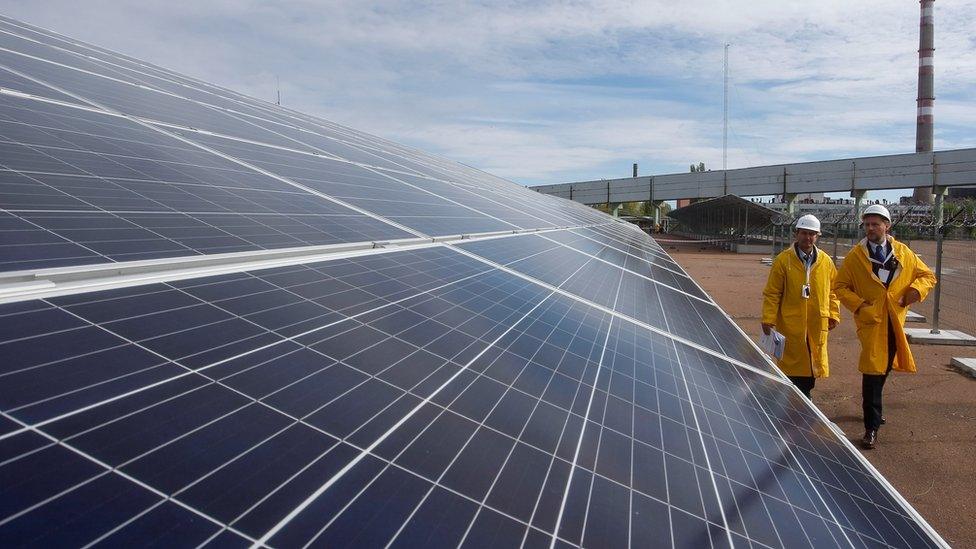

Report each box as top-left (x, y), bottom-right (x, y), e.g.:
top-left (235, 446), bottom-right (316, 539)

top-left (905, 328), bottom-right (976, 346)
top-left (950, 357), bottom-right (976, 378)
top-left (906, 310), bottom-right (926, 323)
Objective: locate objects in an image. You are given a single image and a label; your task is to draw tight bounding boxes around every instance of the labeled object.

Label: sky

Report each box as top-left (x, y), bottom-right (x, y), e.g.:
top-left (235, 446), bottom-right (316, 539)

top-left (1, 1), bottom-right (974, 200)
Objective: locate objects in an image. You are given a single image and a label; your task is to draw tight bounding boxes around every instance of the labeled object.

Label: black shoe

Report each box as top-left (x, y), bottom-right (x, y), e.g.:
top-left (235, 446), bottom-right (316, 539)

top-left (861, 430), bottom-right (877, 450)
top-left (880, 416), bottom-right (886, 425)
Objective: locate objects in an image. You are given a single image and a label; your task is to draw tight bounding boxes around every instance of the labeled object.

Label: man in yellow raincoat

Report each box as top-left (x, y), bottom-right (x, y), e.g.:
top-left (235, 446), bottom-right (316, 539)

top-left (761, 214), bottom-right (840, 399)
top-left (834, 204), bottom-right (937, 449)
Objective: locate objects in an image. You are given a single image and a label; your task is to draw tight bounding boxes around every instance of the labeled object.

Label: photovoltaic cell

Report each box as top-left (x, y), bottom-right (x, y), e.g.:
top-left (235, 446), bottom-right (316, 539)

top-left (0, 14), bottom-right (946, 549)
top-left (573, 225), bottom-right (684, 272)
top-left (458, 233), bottom-right (775, 374)
top-left (170, 130), bottom-right (514, 236)
top-left (542, 230), bottom-right (707, 301)
top-left (0, 95), bottom-right (413, 271)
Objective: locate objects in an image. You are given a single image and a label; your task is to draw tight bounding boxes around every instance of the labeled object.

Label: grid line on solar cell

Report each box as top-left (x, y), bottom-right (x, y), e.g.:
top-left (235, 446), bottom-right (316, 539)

top-left (548, 268), bottom-right (623, 547)
top-left (535, 230), bottom-right (713, 306)
top-left (724, 403), bottom-right (851, 547)
top-left (744, 374), bottom-right (938, 545)
top-left (453, 237), bottom-right (782, 382)
top-left (584, 302), bottom-right (731, 542)
top-left (256, 286), bottom-right (563, 545)
top-left (673, 344), bottom-right (935, 548)
top-left (0, 41), bottom-right (342, 153)
top-left (0, 408), bottom-right (258, 543)
top-left (0, 249), bottom-right (492, 433)
top-left (408, 299), bottom-right (606, 546)
top-left (0, 79), bottom-right (604, 244)
top-left (0, 19), bottom-right (624, 231)
top-left (242, 289), bottom-right (754, 547)
top-left (383, 171), bottom-right (562, 230)
top-left (134, 123), bottom-right (431, 241)
top-left (546, 229), bottom-right (671, 273)
top-left (1, 256), bottom-right (549, 545)
top-left (0, 99), bottom-right (325, 197)
top-left (297, 296), bottom-right (601, 547)
top-left (0, 32), bottom-right (576, 229)
top-left (3, 222), bottom-right (796, 544)
top-left (0, 249), bottom-right (944, 548)
top-left (234, 298), bottom-right (616, 544)
top-left (572, 225), bottom-right (688, 275)
top-left (661, 305), bottom-right (739, 548)
top-left (252, 248), bottom-right (624, 540)
top-left (609, 324), bottom-right (693, 546)
top-left (0, 63), bottom-right (428, 241)
top-left (166, 129), bottom-right (521, 236)
top-left (0, 95), bottom-right (421, 271)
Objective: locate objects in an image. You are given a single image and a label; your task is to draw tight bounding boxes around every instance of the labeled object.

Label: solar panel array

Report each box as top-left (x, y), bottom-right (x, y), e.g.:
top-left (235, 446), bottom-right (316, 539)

top-left (0, 14), bottom-right (946, 549)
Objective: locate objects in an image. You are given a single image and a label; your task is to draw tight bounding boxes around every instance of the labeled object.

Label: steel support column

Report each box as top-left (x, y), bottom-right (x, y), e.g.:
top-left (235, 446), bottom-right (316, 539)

top-left (930, 185), bottom-right (947, 333)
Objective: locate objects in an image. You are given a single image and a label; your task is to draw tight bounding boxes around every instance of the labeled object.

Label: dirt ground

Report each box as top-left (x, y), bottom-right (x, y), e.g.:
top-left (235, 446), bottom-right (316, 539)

top-left (667, 243), bottom-right (976, 548)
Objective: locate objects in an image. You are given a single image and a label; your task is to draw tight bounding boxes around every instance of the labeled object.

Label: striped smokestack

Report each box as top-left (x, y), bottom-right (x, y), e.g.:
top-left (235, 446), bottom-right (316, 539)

top-left (912, 0), bottom-right (935, 203)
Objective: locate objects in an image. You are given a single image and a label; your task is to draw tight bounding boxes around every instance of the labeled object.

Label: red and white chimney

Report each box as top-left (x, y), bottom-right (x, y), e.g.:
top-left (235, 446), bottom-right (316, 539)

top-left (912, 0), bottom-right (935, 203)
top-left (915, 0), bottom-right (935, 152)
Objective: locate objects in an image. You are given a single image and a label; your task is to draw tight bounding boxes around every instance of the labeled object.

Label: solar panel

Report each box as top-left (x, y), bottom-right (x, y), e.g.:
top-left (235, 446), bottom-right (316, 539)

top-left (0, 14), bottom-right (947, 549)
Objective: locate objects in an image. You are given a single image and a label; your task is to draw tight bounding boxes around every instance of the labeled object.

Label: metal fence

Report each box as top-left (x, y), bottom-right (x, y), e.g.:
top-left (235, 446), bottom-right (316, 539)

top-left (663, 199), bottom-right (976, 337)
top-left (765, 205), bottom-right (976, 338)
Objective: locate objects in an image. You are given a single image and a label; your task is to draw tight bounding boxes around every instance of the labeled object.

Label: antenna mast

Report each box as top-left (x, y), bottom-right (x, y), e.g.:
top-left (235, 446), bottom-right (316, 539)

top-left (276, 75), bottom-right (281, 106)
top-left (723, 43), bottom-right (729, 171)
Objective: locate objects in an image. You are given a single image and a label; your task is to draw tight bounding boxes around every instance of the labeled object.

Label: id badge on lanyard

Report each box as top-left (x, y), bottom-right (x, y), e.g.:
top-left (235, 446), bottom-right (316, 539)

top-left (801, 251), bottom-right (814, 299)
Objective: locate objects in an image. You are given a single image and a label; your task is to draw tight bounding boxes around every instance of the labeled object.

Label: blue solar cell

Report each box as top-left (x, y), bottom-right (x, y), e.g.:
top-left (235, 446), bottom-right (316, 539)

top-left (173, 130), bottom-right (514, 236)
top-left (0, 472), bottom-right (160, 547)
top-left (0, 443), bottom-right (103, 518)
top-left (0, 96), bottom-right (413, 272)
top-left (0, 14), bottom-right (948, 549)
top-left (0, 65), bottom-right (79, 103)
top-left (393, 486), bottom-right (479, 547)
top-left (96, 500), bottom-right (223, 546)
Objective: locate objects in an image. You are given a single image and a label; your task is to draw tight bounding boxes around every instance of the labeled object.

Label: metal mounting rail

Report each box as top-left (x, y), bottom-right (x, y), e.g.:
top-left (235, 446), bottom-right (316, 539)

top-left (0, 224), bottom-right (602, 305)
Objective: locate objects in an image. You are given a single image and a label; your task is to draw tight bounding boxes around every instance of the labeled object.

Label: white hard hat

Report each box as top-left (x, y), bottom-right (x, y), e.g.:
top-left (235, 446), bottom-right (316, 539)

top-left (795, 214), bottom-right (821, 233)
top-left (862, 204), bottom-right (891, 222)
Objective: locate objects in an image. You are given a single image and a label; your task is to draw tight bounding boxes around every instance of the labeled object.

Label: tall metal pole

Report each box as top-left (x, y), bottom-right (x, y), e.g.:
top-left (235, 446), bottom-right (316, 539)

top-left (912, 0), bottom-right (935, 203)
top-left (832, 221), bottom-right (840, 262)
top-left (743, 206), bottom-right (749, 246)
top-left (931, 187), bottom-right (946, 333)
top-left (723, 43), bottom-right (729, 171)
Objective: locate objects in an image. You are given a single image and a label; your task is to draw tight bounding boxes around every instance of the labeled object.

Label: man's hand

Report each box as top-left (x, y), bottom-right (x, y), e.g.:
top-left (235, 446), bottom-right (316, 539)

top-left (761, 323), bottom-right (774, 336)
top-left (828, 318), bottom-right (838, 330)
top-left (899, 288), bottom-right (921, 307)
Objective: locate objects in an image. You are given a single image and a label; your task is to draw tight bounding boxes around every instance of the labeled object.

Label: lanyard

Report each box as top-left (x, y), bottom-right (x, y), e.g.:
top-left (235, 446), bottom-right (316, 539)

top-left (796, 245), bottom-right (816, 298)
top-left (801, 248), bottom-right (815, 287)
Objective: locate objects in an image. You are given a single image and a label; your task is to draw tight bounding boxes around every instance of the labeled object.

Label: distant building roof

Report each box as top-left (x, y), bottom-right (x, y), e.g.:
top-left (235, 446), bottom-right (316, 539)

top-left (667, 194), bottom-right (780, 234)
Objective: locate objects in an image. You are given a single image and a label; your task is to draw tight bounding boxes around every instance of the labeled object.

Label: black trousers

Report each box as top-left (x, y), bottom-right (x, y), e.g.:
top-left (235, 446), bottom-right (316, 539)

top-left (788, 376), bottom-right (815, 399)
top-left (862, 319), bottom-right (897, 431)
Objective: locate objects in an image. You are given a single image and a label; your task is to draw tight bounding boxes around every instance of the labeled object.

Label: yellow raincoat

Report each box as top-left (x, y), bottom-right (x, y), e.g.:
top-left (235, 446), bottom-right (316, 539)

top-left (761, 246), bottom-right (840, 377)
top-left (833, 237), bottom-right (937, 375)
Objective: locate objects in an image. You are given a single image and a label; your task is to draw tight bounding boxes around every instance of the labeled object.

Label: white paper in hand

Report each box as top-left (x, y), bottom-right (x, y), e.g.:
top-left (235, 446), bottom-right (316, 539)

top-left (760, 329), bottom-right (786, 360)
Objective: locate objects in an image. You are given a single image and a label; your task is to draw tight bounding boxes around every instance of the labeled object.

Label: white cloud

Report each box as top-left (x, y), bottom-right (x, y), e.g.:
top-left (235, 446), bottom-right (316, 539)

top-left (0, 0), bottom-right (973, 196)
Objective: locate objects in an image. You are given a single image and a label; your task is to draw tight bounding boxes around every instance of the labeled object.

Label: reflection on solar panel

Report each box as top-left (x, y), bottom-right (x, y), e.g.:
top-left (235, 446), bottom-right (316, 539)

top-left (0, 13), bottom-right (947, 549)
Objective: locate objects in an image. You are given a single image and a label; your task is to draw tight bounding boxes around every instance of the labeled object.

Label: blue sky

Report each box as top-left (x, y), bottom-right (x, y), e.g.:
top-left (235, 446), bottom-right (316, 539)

top-left (1, 1), bottom-right (974, 201)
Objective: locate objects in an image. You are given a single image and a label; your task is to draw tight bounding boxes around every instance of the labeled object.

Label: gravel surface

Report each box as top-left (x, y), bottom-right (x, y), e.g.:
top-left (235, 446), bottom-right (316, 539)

top-left (669, 245), bottom-right (976, 548)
